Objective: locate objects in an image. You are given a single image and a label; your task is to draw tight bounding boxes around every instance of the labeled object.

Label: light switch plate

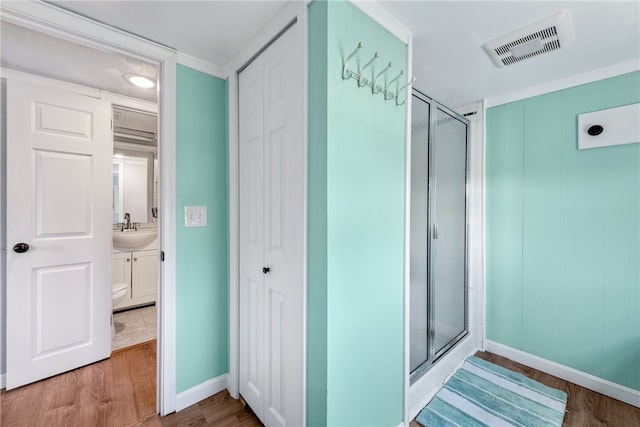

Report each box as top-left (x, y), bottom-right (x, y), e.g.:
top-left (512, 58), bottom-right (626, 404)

top-left (184, 206), bottom-right (207, 227)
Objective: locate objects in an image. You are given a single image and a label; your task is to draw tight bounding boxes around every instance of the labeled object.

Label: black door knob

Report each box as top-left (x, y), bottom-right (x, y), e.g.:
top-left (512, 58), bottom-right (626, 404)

top-left (13, 243), bottom-right (29, 253)
top-left (262, 267), bottom-right (270, 274)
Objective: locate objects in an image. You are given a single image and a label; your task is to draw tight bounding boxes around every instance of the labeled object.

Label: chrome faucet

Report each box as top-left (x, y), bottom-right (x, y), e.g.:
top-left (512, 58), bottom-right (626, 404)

top-left (124, 212), bottom-right (131, 230)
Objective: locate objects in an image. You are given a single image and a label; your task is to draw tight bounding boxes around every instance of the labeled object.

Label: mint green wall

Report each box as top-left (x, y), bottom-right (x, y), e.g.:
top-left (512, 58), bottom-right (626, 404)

top-left (486, 71), bottom-right (640, 391)
top-left (308, 1), bottom-right (407, 425)
top-left (307, 1), bottom-right (329, 424)
top-left (175, 65), bottom-right (229, 393)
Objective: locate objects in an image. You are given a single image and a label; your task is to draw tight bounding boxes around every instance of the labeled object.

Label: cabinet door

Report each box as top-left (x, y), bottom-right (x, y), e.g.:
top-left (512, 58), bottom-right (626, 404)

top-left (131, 250), bottom-right (157, 304)
top-left (112, 252), bottom-right (132, 310)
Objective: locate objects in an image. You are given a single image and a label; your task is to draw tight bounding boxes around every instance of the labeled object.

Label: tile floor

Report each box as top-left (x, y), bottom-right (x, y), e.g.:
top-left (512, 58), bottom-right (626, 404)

top-left (112, 304), bottom-right (157, 351)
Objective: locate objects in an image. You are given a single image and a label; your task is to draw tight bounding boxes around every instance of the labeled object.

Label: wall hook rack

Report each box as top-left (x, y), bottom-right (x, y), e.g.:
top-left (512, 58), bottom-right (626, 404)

top-left (342, 41), bottom-right (412, 106)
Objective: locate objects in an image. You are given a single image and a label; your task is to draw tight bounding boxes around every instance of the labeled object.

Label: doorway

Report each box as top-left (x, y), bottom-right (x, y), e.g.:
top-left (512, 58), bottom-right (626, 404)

top-left (0, 16), bottom-right (171, 410)
top-left (111, 105), bottom-right (159, 351)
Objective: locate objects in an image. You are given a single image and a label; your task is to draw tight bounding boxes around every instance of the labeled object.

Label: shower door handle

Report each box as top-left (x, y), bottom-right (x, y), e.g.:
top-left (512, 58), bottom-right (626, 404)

top-left (432, 223), bottom-right (438, 240)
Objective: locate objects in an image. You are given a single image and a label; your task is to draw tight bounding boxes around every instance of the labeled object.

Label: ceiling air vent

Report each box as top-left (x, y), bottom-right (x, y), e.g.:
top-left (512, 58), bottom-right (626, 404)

top-left (482, 10), bottom-right (574, 68)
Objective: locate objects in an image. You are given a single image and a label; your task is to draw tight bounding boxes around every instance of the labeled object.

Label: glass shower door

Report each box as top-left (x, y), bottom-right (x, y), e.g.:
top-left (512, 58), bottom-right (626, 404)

top-left (430, 107), bottom-right (468, 358)
top-left (409, 94), bottom-right (430, 373)
top-left (409, 91), bottom-right (468, 381)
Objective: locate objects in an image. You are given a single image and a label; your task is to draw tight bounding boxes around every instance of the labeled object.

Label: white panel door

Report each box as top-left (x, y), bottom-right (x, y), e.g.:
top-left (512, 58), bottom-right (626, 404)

top-left (239, 23), bottom-right (303, 427)
top-left (6, 79), bottom-right (112, 389)
top-left (240, 40), bottom-right (266, 419)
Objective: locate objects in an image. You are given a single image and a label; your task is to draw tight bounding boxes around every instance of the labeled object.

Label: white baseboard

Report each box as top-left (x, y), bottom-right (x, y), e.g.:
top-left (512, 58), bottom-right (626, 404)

top-left (485, 340), bottom-right (640, 408)
top-left (0, 373), bottom-right (5, 389)
top-left (175, 373), bottom-right (228, 412)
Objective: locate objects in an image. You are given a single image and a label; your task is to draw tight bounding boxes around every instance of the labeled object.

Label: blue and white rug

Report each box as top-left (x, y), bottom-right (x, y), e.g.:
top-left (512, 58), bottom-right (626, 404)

top-left (417, 356), bottom-right (568, 427)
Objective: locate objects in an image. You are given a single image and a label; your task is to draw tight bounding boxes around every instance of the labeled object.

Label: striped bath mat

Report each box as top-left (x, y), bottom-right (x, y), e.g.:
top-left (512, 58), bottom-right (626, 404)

top-left (417, 356), bottom-right (567, 426)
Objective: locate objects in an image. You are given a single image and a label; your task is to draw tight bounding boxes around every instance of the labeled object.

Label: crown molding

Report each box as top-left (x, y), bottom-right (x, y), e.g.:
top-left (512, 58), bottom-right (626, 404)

top-left (485, 59), bottom-right (640, 108)
top-left (176, 53), bottom-right (227, 79)
top-left (349, 0), bottom-right (411, 45)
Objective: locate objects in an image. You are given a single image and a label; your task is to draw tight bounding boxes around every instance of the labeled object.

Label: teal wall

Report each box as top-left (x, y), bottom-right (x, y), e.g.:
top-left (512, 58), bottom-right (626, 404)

top-left (175, 65), bottom-right (229, 393)
top-left (307, 1), bottom-right (329, 424)
top-left (486, 71), bottom-right (640, 391)
top-left (308, 1), bottom-right (407, 425)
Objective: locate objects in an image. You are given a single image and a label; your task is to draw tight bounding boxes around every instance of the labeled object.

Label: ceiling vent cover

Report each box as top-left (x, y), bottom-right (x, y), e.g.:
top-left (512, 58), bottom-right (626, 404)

top-left (482, 10), bottom-right (574, 68)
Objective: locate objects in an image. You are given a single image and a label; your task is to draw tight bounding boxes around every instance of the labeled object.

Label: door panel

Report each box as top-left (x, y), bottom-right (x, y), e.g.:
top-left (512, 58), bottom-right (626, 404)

top-left (239, 23), bottom-right (303, 427)
top-left (36, 151), bottom-right (92, 237)
top-left (409, 93), bottom-right (469, 380)
top-left (409, 94), bottom-right (430, 373)
top-left (239, 44), bottom-right (266, 418)
top-left (431, 107), bottom-right (468, 357)
top-left (35, 263), bottom-right (92, 355)
top-left (131, 250), bottom-right (158, 301)
top-left (262, 26), bottom-right (303, 427)
top-left (247, 278), bottom-right (264, 397)
top-left (6, 79), bottom-right (112, 389)
top-left (267, 289), bottom-right (285, 425)
top-left (34, 101), bottom-right (94, 139)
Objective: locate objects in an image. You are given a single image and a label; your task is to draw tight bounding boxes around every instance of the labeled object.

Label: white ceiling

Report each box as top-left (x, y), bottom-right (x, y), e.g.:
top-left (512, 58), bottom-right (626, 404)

top-left (378, 1), bottom-right (640, 107)
top-left (52, 0), bottom-right (291, 67)
top-left (1, 1), bottom-right (639, 108)
top-left (1, 21), bottom-right (159, 101)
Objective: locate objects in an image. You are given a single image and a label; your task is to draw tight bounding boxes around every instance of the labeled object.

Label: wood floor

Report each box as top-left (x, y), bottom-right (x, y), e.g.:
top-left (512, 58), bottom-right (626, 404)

top-left (2, 343), bottom-right (638, 426)
top-left (0, 341), bottom-right (262, 427)
top-left (411, 351), bottom-right (640, 427)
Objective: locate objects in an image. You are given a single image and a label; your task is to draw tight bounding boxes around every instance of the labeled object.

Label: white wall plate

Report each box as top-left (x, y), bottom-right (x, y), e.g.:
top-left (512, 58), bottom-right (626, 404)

top-left (184, 206), bottom-right (207, 227)
top-left (578, 103), bottom-right (640, 150)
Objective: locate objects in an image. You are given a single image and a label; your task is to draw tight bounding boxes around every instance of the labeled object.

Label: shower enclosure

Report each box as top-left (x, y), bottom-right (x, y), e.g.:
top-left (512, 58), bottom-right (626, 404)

top-left (409, 89), bottom-right (469, 381)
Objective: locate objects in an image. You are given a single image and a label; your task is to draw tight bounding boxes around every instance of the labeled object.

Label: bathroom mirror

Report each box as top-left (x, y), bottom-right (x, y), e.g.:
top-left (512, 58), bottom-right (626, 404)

top-left (112, 151), bottom-right (154, 224)
top-left (112, 106), bottom-right (158, 225)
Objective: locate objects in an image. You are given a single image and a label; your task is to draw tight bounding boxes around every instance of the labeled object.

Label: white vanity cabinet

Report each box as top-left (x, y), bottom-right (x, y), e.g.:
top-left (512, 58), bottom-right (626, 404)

top-left (112, 249), bottom-right (157, 310)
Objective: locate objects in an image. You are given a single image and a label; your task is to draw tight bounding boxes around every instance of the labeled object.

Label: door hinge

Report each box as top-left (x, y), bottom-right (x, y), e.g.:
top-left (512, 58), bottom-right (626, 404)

top-left (160, 251), bottom-right (165, 262)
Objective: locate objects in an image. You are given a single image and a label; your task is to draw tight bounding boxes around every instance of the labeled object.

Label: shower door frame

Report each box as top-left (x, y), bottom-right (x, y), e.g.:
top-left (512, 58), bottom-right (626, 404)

top-left (410, 88), bottom-right (471, 384)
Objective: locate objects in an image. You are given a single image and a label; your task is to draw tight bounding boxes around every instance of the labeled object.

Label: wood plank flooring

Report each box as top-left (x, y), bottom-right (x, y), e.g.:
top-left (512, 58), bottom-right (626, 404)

top-left (0, 341), bottom-right (262, 427)
top-left (3, 343), bottom-right (638, 426)
top-left (411, 351), bottom-right (640, 427)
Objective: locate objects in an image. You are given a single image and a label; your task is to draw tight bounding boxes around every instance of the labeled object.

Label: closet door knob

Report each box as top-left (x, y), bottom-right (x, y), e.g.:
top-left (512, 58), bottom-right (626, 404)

top-left (262, 267), bottom-right (270, 274)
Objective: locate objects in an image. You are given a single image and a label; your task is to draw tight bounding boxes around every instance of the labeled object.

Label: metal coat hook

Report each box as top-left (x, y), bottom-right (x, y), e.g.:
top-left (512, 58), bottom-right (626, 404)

top-left (342, 42), bottom-right (406, 106)
top-left (385, 71), bottom-right (404, 100)
top-left (343, 42), bottom-right (363, 80)
top-left (358, 53), bottom-right (379, 87)
top-left (372, 62), bottom-right (392, 94)
top-left (396, 77), bottom-right (416, 106)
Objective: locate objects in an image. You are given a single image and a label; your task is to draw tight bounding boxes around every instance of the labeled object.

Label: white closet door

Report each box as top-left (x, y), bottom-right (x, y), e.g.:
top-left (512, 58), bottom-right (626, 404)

top-left (239, 46), bottom-right (266, 418)
top-left (239, 23), bottom-right (303, 427)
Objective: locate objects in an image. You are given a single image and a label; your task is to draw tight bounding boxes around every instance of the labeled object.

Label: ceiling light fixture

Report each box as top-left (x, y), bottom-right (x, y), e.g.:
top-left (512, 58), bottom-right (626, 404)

top-left (125, 74), bottom-right (156, 89)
